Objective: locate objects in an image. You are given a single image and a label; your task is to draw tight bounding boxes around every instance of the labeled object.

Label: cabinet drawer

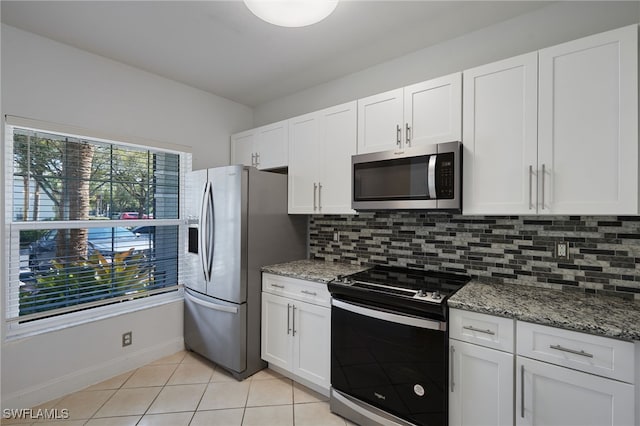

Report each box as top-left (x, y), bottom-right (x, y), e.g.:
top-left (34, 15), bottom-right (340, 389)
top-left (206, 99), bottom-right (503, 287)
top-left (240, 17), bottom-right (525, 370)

top-left (450, 309), bottom-right (515, 352)
top-left (517, 321), bottom-right (635, 383)
top-left (262, 273), bottom-right (331, 308)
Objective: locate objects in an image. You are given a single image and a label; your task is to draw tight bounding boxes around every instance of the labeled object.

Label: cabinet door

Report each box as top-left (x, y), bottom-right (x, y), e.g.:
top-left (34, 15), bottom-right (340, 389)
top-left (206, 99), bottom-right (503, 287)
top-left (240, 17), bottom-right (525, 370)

top-left (357, 88), bottom-right (403, 154)
top-left (231, 130), bottom-right (256, 167)
top-left (404, 73), bottom-right (462, 148)
top-left (462, 52), bottom-right (538, 215)
top-left (516, 357), bottom-right (635, 426)
top-left (538, 25), bottom-right (638, 214)
top-left (292, 301), bottom-right (331, 391)
top-left (261, 292), bottom-right (293, 370)
top-left (288, 112), bottom-right (319, 214)
top-left (256, 120), bottom-right (288, 170)
top-left (318, 101), bottom-right (357, 215)
top-left (450, 340), bottom-right (513, 426)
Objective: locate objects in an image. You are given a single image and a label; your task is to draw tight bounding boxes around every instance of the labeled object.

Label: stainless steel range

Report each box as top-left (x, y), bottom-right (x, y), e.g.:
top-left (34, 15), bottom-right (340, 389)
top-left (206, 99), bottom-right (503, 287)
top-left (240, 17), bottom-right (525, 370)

top-left (328, 266), bottom-right (470, 426)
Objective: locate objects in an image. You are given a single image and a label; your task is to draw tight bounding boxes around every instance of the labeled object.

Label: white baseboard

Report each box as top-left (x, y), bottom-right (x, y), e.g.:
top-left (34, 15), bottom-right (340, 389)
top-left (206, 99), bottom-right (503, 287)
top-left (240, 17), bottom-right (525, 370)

top-left (2, 337), bottom-right (184, 409)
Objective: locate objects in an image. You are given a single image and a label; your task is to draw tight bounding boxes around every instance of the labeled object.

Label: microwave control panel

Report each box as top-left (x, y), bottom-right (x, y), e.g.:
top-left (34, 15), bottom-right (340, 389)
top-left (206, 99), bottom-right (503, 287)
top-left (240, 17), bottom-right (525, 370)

top-left (435, 152), bottom-right (455, 199)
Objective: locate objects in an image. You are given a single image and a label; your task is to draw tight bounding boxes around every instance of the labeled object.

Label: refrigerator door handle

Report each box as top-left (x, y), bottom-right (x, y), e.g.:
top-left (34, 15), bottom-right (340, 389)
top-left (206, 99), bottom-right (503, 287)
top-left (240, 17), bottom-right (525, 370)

top-left (185, 289), bottom-right (239, 314)
top-left (206, 182), bottom-right (215, 280)
top-left (199, 181), bottom-right (211, 283)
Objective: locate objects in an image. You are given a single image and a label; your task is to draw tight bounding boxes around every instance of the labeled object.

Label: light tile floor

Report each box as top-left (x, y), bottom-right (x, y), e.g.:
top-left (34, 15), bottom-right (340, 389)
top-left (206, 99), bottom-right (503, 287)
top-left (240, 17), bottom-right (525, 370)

top-left (4, 351), bottom-right (354, 426)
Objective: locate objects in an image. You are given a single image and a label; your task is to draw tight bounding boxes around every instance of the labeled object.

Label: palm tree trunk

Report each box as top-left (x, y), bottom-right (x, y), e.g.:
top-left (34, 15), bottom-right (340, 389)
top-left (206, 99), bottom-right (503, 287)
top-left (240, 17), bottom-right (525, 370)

top-left (56, 141), bottom-right (95, 262)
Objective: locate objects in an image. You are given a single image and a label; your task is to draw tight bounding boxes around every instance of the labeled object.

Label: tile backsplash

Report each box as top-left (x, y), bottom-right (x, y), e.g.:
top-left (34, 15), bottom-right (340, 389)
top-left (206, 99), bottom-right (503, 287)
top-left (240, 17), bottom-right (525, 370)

top-left (309, 213), bottom-right (640, 300)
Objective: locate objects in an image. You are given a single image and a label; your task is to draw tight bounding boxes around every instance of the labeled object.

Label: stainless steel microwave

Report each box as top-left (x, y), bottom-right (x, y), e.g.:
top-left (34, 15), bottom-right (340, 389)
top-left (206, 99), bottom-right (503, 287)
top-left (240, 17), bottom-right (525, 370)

top-left (352, 141), bottom-right (461, 211)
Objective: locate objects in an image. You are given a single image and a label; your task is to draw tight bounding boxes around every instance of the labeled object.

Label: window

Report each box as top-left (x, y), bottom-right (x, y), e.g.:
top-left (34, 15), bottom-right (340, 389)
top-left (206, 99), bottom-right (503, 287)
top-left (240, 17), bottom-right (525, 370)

top-left (5, 119), bottom-right (187, 334)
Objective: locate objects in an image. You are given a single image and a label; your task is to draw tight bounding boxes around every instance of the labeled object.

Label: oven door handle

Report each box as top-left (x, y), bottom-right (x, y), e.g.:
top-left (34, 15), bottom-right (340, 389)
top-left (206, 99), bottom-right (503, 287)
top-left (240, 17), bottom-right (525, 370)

top-left (332, 299), bottom-right (446, 331)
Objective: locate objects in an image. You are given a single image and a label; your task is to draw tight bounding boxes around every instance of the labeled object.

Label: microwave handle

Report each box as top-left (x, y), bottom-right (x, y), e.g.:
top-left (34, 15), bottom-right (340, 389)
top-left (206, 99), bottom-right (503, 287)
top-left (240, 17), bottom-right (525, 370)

top-left (428, 155), bottom-right (437, 198)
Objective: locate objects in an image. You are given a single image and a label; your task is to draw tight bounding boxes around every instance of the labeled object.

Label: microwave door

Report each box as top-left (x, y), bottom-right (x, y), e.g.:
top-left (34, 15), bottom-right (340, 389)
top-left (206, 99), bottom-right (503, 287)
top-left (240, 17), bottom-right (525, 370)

top-left (352, 153), bottom-right (437, 210)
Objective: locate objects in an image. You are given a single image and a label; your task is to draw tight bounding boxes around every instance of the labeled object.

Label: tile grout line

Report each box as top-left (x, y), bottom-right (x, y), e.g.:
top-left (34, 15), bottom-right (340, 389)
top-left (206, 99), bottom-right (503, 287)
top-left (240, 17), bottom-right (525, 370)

top-left (189, 364), bottom-right (216, 426)
top-left (129, 361), bottom-right (181, 425)
top-left (80, 366), bottom-right (140, 424)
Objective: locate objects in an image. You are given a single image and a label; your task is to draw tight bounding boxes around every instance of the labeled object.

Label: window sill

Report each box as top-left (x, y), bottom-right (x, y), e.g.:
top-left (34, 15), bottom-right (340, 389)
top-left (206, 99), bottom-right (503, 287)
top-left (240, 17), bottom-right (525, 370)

top-left (5, 289), bottom-right (183, 343)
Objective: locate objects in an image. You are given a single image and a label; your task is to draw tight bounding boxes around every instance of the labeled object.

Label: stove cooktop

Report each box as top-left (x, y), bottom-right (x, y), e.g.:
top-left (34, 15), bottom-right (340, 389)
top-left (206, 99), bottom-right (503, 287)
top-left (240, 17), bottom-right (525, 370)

top-left (328, 265), bottom-right (470, 319)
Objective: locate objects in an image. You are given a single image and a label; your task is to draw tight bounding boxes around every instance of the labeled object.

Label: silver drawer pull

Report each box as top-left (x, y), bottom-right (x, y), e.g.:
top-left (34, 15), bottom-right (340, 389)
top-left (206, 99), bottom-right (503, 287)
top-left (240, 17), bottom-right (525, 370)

top-left (271, 284), bottom-right (285, 289)
top-left (549, 344), bottom-right (594, 358)
top-left (301, 290), bottom-right (317, 296)
top-left (462, 325), bottom-right (495, 335)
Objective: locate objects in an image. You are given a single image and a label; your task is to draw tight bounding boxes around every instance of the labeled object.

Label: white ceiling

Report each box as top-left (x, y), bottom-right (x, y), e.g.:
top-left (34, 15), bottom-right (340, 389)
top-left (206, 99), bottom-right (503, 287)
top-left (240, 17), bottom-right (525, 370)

top-left (1, 1), bottom-right (551, 107)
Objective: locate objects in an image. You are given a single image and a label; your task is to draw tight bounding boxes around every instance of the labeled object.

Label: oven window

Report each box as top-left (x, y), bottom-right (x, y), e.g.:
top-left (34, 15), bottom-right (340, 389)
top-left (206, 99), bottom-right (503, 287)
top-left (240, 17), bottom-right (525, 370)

top-left (353, 156), bottom-right (430, 201)
top-left (331, 305), bottom-right (447, 425)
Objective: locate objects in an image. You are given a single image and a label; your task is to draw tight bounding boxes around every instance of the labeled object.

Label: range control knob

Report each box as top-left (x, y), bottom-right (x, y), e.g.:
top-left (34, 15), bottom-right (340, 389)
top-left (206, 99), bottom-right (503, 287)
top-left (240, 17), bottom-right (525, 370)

top-left (431, 291), bottom-right (442, 300)
top-left (416, 289), bottom-right (427, 297)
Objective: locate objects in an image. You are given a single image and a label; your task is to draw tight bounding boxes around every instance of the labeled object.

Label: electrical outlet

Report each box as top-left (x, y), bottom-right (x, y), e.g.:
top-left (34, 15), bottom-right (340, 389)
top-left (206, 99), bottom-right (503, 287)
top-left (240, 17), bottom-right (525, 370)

top-left (333, 231), bottom-right (340, 242)
top-left (556, 242), bottom-right (569, 259)
top-left (122, 331), bottom-right (132, 347)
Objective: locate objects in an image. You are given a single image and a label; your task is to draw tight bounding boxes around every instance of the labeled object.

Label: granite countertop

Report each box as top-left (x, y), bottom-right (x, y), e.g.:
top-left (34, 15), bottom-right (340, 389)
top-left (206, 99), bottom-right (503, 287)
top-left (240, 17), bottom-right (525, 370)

top-left (262, 259), bottom-right (369, 284)
top-left (448, 281), bottom-right (640, 341)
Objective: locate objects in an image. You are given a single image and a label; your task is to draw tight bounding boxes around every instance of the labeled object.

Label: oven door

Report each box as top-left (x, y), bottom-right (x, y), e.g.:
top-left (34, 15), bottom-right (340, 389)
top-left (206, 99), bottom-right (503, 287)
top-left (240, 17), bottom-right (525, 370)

top-left (331, 299), bottom-right (448, 426)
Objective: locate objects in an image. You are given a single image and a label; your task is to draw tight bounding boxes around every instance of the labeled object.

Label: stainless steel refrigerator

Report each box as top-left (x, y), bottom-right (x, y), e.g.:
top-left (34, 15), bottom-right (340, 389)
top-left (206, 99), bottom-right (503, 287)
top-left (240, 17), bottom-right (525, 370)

top-left (184, 165), bottom-right (306, 380)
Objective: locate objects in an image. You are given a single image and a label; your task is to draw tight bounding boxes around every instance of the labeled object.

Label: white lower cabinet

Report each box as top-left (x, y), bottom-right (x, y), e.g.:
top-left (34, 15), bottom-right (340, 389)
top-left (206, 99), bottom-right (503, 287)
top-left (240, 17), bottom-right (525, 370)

top-left (450, 340), bottom-right (514, 426)
top-left (261, 274), bottom-right (331, 393)
top-left (449, 309), bottom-right (515, 426)
top-left (450, 310), bottom-right (637, 426)
top-left (516, 321), bottom-right (636, 426)
top-left (516, 357), bottom-right (635, 426)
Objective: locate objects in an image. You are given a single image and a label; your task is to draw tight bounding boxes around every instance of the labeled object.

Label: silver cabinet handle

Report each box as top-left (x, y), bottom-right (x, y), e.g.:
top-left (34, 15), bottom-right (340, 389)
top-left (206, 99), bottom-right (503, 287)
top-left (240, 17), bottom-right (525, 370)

top-left (301, 290), bottom-right (317, 296)
top-left (462, 325), bottom-right (495, 335)
top-left (287, 303), bottom-right (291, 335)
top-left (529, 165), bottom-right (534, 210)
top-left (450, 345), bottom-right (455, 393)
top-left (550, 344), bottom-right (594, 358)
top-left (318, 182), bottom-right (322, 211)
top-left (271, 284), bottom-right (285, 289)
top-left (292, 305), bottom-right (297, 336)
top-left (251, 153), bottom-right (256, 167)
top-left (255, 152), bottom-right (260, 167)
top-left (313, 183), bottom-right (318, 211)
top-left (405, 123), bottom-right (411, 146)
top-left (521, 364), bottom-right (525, 418)
top-left (396, 124), bottom-right (401, 147)
top-left (541, 163), bottom-right (546, 210)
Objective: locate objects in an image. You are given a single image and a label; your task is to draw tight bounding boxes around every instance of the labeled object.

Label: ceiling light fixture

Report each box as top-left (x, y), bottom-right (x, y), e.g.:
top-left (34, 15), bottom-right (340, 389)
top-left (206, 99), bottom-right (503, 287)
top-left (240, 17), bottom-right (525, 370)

top-left (243, 0), bottom-right (339, 28)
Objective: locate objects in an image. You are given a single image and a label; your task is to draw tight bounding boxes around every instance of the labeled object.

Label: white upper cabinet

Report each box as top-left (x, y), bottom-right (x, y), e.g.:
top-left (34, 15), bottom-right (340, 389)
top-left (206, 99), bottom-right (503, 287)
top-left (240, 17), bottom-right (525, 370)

top-left (464, 25), bottom-right (638, 215)
top-left (357, 88), bottom-right (404, 154)
top-left (463, 53), bottom-right (538, 215)
top-left (230, 129), bottom-right (256, 168)
top-left (404, 73), bottom-right (462, 148)
top-left (255, 121), bottom-right (288, 170)
top-left (289, 101), bottom-right (357, 215)
top-left (317, 102), bottom-right (357, 214)
top-left (538, 25), bottom-right (638, 215)
top-left (288, 112), bottom-right (319, 214)
top-left (357, 73), bottom-right (462, 154)
top-left (230, 120), bottom-right (288, 170)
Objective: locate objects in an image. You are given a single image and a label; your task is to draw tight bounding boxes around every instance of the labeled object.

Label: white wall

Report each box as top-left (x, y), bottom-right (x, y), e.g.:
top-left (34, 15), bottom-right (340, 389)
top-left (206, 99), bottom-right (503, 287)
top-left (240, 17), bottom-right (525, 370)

top-left (253, 1), bottom-right (640, 126)
top-left (2, 24), bottom-right (253, 170)
top-left (1, 24), bottom-right (252, 409)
